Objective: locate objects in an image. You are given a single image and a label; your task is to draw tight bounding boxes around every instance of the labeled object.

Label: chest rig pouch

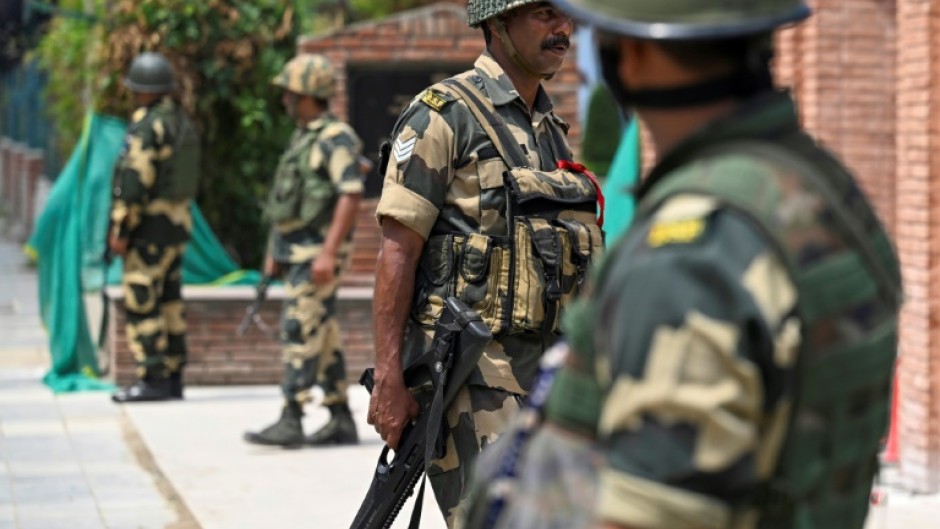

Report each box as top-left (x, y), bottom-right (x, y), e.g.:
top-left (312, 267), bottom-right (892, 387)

top-left (413, 78), bottom-right (604, 335)
top-left (158, 109), bottom-right (201, 202)
top-left (266, 125), bottom-right (337, 227)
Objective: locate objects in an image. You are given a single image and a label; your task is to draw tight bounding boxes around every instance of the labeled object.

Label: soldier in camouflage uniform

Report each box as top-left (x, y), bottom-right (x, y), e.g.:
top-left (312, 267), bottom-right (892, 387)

top-left (368, 1), bottom-right (603, 527)
top-left (463, 1), bottom-right (904, 529)
top-left (243, 54), bottom-right (363, 448)
top-left (110, 52), bottom-right (201, 404)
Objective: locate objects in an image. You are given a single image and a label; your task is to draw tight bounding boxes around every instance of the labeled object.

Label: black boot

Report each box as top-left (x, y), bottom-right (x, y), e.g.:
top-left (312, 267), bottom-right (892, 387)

top-left (111, 377), bottom-right (178, 403)
top-left (305, 403), bottom-right (358, 446)
top-left (243, 401), bottom-right (304, 448)
top-left (169, 371), bottom-right (184, 399)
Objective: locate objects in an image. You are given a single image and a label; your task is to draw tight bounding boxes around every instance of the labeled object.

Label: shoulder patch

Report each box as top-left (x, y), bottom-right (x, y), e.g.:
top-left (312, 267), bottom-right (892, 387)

top-left (420, 89), bottom-right (450, 112)
top-left (648, 218), bottom-right (706, 248)
top-left (393, 132), bottom-right (417, 164)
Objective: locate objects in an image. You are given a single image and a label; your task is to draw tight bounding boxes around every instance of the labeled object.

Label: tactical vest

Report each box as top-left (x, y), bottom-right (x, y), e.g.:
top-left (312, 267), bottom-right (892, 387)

top-left (410, 77), bottom-right (604, 336)
top-left (266, 121), bottom-right (338, 228)
top-left (547, 128), bottom-right (902, 528)
top-left (154, 106), bottom-right (201, 201)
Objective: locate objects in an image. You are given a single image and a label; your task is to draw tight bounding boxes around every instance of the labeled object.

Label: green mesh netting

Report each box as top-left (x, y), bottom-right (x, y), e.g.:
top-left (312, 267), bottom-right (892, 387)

top-left (26, 112), bottom-right (260, 393)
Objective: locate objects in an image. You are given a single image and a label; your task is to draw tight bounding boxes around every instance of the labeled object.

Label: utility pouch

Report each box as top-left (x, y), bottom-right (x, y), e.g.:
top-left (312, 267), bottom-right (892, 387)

top-left (265, 129), bottom-right (336, 226)
top-left (414, 233), bottom-right (513, 335)
top-left (505, 167), bottom-right (603, 333)
top-left (422, 76), bottom-right (604, 335)
top-left (163, 114), bottom-right (201, 201)
top-left (298, 168), bottom-right (338, 227)
top-left (266, 162), bottom-right (303, 224)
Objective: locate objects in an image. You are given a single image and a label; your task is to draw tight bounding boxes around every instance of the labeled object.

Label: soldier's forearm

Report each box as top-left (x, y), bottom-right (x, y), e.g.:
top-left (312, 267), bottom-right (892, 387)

top-left (322, 192), bottom-right (362, 257)
top-left (373, 219), bottom-right (424, 379)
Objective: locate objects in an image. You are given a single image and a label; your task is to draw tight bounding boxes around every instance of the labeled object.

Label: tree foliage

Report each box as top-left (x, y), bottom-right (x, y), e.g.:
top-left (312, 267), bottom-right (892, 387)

top-left (36, 0), bottom-right (299, 268)
top-left (581, 84), bottom-right (623, 179)
top-left (34, 0), bottom-right (441, 268)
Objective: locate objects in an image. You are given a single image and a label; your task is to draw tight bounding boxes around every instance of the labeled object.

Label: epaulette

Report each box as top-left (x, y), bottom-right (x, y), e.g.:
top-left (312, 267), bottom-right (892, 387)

top-left (419, 89), bottom-right (452, 112)
top-left (550, 113), bottom-right (571, 135)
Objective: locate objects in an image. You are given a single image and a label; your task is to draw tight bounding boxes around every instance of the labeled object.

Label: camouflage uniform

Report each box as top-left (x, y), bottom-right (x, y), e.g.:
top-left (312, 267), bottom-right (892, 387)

top-left (376, 51), bottom-right (602, 527)
top-left (267, 114), bottom-right (364, 407)
top-left (463, 0), bottom-right (902, 526)
top-left (466, 92), bottom-right (902, 528)
top-left (110, 95), bottom-right (199, 381)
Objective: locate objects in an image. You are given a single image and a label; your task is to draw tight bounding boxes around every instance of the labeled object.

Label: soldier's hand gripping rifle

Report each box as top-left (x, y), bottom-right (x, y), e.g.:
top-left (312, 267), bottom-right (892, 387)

top-left (351, 297), bottom-right (492, 529)
top-left (235, 274), bottom-right (276, 337)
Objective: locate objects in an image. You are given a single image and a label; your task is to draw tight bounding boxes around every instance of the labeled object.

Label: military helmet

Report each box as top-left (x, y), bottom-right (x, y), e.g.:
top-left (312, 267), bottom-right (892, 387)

top-left (466, 0), bottom-right (543, 28)
top-left (550, 0), bottom-right (811, 39)
top-left (123, 52), bottom-right (176, 94)
top-left (271, 54), bottom-right (336, 99)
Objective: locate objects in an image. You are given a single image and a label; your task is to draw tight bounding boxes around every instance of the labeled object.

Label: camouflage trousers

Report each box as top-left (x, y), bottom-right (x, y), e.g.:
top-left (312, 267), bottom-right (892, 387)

top-left (462, 421), bottom-right (600, 529)
top-left (427, 384), bottom-right (523, 529)
top-left (279, 261), bottom-right (349, 406)
top-left (122, 242), bottom-right (187, 379)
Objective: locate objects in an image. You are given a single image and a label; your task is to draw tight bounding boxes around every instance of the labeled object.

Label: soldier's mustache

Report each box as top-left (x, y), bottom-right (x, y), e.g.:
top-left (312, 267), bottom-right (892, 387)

top-left (542, 35), bottom-right (570, 50)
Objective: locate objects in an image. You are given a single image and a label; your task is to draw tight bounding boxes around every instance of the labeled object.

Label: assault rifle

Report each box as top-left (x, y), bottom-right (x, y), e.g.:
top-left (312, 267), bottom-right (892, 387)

top-left (351, 297), bottom-right (491, 529)
top-left (235, 274), bottom-right (276, 337)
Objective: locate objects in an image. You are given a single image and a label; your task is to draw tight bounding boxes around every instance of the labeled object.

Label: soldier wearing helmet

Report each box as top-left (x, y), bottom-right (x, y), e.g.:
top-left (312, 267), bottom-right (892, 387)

top-left (368, 1), bottom-right (603, 527)
top-left (110, 51), bottom-right (201, 403)
top-left (462, 1), bottom-right (903, 529)
top-left (243, 53), bottom-right (364, 448)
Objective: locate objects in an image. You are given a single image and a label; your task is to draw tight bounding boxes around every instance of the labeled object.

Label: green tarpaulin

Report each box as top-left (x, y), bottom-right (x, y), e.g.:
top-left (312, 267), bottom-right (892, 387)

top-left (26, 112), bottom-right (259, 393)
top-left (601, 117), bottom-right (641, 242)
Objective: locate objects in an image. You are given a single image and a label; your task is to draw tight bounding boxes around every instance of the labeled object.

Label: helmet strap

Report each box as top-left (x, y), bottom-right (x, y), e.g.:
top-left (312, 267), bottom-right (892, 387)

top-left (491, 17), bottom-right (555, 81)
top-left (599, 40), bottom-right (774, 110)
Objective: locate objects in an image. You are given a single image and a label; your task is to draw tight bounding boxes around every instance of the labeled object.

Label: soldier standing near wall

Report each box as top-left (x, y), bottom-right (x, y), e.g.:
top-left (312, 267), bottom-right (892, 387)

top-left (367, 1), bottom-right (603, 526)
top-left (110, 51), bottom-right (201, 403)
top-left (462, 1), bottom-right (905, 528)
top-left (243, 54), bottom-right (363, 448)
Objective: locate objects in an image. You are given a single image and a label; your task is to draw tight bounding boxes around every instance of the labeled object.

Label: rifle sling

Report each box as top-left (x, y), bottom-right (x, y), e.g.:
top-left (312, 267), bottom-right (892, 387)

top-left (440, 78), bottom-right (531, 168)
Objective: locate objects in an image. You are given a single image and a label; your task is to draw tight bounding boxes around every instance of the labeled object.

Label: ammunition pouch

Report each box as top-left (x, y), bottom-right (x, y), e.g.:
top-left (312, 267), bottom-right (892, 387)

top-left (266, 130), bottom-right (337, 227)
top-left (413, 166), bottom-right (603, 335)
top-left (155, 111), bottom-right (201, 201)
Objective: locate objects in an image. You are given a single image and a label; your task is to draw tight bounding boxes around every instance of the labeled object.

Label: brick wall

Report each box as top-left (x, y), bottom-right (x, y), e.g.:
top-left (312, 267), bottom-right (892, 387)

top-left (777, 0), bottom-right (897, 231)
top-left (298, 2), bottom-right (582, 154)
top-left (347, 198), bottom-right (381, 285)
top-left (777, 0), bottom-right (940, 495)
top-left (894, 0), bottom-right (940, 493)
top-left (107, 286), bottom-right (376, 388)
top-left (107, 195), bottom-right (382, 387)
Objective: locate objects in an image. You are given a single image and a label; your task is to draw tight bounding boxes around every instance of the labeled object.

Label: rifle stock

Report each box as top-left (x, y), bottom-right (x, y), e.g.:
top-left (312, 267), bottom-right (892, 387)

top-left (351, 297), bottom-right (491, 529)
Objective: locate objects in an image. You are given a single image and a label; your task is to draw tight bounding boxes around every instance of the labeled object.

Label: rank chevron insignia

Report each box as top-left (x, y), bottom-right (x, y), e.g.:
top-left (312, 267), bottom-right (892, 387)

top-left (394, 136), bottom-right (417, 163)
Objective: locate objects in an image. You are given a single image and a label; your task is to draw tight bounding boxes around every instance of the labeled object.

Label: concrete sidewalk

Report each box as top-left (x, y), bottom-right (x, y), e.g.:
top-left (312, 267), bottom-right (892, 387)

top-left (0, 231), bottom-right (446, 529)
top-left (0, 236), bottom-right (186, 529)
top-left (1, 230), bottom-right (938, 529)
top-left (122, 386), bottom-right (446, 529)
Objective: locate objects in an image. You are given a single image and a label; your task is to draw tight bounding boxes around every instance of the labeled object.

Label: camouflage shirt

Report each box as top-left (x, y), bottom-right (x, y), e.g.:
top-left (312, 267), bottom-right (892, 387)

top-left (556, 91), bottom-right (898, 528)
top-left (376, 52), bottom-right (573, 394)
top-left (267, 113), bottom-right (364, 264)
top-left (110, 96), bottom-right (198, 246)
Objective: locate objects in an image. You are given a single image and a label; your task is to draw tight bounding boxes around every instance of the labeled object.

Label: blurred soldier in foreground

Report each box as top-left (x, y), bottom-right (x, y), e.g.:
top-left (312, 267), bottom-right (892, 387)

top-left (368, 0), bottom-right (603, 526)
top-left (463, 1), bottom-right (903, 528)
top-left (243, 54), bottom-right (363, 448)
top-left (110, 51), bottom-right (201, 403)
